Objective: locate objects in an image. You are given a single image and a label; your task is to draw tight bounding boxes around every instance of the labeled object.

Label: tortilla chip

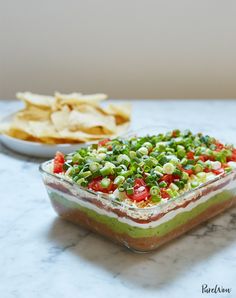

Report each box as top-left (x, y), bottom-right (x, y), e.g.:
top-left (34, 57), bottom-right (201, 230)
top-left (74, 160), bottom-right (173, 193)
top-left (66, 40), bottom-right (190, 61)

top-left (68, 110), bottom-right (117, 134)
top-left (59, 129), bottom-right (112, 141)
top-left (10, 117), bottom-right (34, 136)
top-left (28, 121), bottom-right (60, 139)
top-left (7, 128), bottom-right (33, 141)
top-left (16, 92), bottom-right (56, 108)
top-left (55, 92), bottom-right (107, 108)
top-left (51, 105), bottom-right (70, 131)
top-left (16, 106), bottom-right (51, 121)
top-left (102, 103), bottom-right (131, 124)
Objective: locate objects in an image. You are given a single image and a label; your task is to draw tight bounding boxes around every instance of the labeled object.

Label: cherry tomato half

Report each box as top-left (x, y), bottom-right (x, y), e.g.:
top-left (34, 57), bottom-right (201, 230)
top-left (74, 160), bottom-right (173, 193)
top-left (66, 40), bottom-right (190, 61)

top-left (126, 178), bottom-right (149, 202)
top-left (88, 177), bottom-right (117, 193)
top-left (98, 138), bottom-right (111, 147)
top-left (53, 151), bottom-right (65, 174)
top-left (160, 188), bottom-right (170, 199)
top-left (187, 151), bottom-right (194, 160)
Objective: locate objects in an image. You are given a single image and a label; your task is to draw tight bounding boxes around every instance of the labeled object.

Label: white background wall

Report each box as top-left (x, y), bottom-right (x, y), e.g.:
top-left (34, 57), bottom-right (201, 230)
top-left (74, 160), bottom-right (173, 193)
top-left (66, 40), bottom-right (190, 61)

top-left (0, 0), bottom-right (236, 99)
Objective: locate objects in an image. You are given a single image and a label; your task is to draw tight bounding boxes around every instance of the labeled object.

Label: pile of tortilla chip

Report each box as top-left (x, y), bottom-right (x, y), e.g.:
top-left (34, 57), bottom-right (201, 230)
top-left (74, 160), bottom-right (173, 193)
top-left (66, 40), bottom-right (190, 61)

top-left (0, 92), bottom-right (131, 144)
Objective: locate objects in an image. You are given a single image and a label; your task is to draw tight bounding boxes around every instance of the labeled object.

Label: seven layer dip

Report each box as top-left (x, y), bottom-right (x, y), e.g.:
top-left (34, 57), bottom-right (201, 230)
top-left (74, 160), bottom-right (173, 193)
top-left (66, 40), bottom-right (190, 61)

top-left (40, 130), bottom-right (236, 252)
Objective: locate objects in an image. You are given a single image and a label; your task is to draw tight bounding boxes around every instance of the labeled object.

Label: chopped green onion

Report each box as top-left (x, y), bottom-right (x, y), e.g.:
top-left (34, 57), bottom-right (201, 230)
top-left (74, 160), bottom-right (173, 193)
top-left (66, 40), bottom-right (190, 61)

top-left (166, 189), bottom-right (175, 197)
top-left (150, 186), bottom-right (160, 196)
top-left (194, 164), bottom-right (203, 173)
top-left (117, 154), bottom-right (130, 165)
top-left (159, 181), bottom-right (167, 188)
top-left (163, 162), bottom-right (175, 174)
top-left (191, 181), bottom-right (199, 188)
top-left (173, 168), bottom-right (182, 177)
top-left (174, 180), bottom-right (185, 189)
top-left (143, 142), bottom-right (153, 150)
top-left (151, 195), bottom-right (161, 203)
top-left (76, 178), bottom-right (88, 187)
top-left (138, 147), bottom-right (149, 155)
top-left (225, 167), bottom-right (232, 173)
top-left (196, 172), bottom-right (206, 180)
top-left (210, 144), bottom-right (217, 150)
top-left (105, 161), bottom-right (116, 168)
top-left (100, 166), bottom-right (113, 176)
top-left (181, 158), bottom-right (188, 165)
top-left (97, 153), bottom-right (106, 160)
top-left (101, 178), bottom-right (111, 188)
top-left (129, 151), bottom-right (136, 159)
top-left (118, 185), bottom-right (125, 192)
top-left (222, 149), bottom-right (232, 157)
top-left (155, 143), bottom-right (166, 152)
top-left (155, 165), bottom-right (163, 173)
top-left (72, 153), bottom-right (83, 163)
top-left (81, 171), bottom-right (92, 178)
top-left (215, 152), bottom-right (227, 163)
top-left (97, 147), bottom-right (107, 153)
top-left (114, 175), bottom-right (125, 185)
top-left (169, 183), bottom-right (179, 191)
top-left (211, 161), bottom-right (221, 170)
top-left (120, 170), bottom-right (133, 178)
top-left (126, 187), bottom-right (134, 195)
top-left (89, 162), bottom-right (100, 172)
top-left (205, 148), bottom-right (213, 156)
top-left (182, 172), bottom-right (189, 180)
top-left (177, 145), bottom-right (186, 158)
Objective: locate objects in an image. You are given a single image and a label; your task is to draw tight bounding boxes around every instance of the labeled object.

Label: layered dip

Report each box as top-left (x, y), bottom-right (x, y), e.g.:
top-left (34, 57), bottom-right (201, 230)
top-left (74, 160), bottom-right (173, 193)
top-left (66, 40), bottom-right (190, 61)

top-left (40, 130), bottom-right (236, 251)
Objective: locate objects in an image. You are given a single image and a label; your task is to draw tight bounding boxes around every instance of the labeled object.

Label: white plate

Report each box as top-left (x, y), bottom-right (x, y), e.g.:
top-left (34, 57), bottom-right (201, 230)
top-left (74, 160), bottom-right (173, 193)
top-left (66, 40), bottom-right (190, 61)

top-left (0, 133), bottom-right (90, 158)
top-left (0, 113), bottom-right (92, 158)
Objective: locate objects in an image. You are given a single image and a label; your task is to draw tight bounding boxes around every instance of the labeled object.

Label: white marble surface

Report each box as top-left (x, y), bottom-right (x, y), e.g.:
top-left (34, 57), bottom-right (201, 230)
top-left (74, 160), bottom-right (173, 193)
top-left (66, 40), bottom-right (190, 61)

top-left (0, 99), bottom-right (236, 298)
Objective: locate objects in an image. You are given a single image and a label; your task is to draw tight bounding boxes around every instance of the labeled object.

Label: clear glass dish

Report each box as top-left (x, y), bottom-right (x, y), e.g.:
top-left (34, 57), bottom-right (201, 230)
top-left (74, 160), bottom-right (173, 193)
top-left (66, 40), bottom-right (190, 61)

top-left (39, 128), bottom-right (236, 252)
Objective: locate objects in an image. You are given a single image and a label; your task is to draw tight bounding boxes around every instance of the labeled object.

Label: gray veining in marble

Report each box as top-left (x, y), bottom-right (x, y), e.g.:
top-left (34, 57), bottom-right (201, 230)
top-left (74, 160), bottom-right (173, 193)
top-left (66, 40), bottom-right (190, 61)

top-left (0, 99), bottom-right (236, 298)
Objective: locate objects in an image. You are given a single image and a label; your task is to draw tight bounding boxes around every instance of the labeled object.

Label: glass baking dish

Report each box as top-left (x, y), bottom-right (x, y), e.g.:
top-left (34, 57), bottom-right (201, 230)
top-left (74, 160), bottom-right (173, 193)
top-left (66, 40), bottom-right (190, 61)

top-left (39, 158), bottom-right (236, 252)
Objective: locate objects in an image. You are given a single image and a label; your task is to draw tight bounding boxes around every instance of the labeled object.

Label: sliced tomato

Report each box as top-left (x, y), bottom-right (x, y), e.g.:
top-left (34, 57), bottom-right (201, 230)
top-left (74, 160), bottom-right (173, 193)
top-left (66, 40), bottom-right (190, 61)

top-left (215, 142), bottom-right (224, 151)
top-left (88, 177), bottom-right (102, 192)
top-left (173, 174), bottom-right (181, 180)
top-left (222, 163), bottom-right (229, 168)
top-left (171, 130), bottom-right (178, 138)
top-left (98, 138), bottom-right (111, 147)
top-left (198, 155), bottom-right (206, 162)
top-left (187, 151), bottom-right (194, 160)
top-left (53, 151), bottom-right (65, 174)
top-left (126, 178), bottom-right (149, 202)
top-left (160, 188), bottom-right (170, 199)
top-left (208, 155), bottom-right (215, 161)
top-left (160, 174), bottom-right (174, 185)
top-left (204, 168), bottom-right (211, 173)
top-left (212, 168), bottom-right (224, 175)
top-left (88, 177), bottom-right (116, 193)
top-left (183, 169), bottom-right (194, 175)
top-left (230, 153), bottom-right (236, 161)
top-left (177, 165), bottom-right (193, 176)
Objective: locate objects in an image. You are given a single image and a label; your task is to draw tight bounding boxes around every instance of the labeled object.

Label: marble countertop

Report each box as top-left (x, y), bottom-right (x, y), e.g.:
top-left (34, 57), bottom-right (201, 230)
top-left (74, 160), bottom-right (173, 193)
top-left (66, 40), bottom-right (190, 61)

top-left (0, 99), bottom-right (236, 298)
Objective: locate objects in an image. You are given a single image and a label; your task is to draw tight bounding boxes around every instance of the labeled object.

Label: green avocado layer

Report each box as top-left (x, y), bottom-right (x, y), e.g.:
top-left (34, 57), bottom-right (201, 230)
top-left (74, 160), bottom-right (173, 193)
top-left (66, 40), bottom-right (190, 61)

top-left (49, 188), bottom-right (236, 239)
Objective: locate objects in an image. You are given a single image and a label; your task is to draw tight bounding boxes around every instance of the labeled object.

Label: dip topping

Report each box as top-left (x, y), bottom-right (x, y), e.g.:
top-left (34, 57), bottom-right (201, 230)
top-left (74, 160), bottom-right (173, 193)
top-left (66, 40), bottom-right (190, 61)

top-left (52, 130), bottom-right (236, 207)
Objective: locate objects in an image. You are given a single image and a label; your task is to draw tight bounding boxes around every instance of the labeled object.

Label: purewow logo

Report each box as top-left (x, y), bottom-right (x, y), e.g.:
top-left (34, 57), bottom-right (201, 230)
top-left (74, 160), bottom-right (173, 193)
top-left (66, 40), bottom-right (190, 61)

top-left (202, 284), bottom-right (232, 294)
